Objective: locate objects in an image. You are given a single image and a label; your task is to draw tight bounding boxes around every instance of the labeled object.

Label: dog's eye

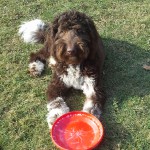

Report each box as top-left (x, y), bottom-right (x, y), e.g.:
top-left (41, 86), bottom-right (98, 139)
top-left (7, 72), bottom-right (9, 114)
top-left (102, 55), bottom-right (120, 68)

top-left (77, 29), bottom-right (85, 34)
top-left (59, 30), bottom-right (64, 34)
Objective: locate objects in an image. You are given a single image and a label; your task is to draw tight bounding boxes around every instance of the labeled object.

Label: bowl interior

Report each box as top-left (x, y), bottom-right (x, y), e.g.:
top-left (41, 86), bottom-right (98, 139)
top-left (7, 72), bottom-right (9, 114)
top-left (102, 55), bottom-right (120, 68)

top-left (51, 111), bottom-right (104, 150)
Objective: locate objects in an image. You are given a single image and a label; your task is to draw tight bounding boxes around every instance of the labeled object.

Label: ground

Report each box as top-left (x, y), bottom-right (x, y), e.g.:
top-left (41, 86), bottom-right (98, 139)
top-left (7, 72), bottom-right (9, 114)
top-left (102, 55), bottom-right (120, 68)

top-left (0, 0), bottom-right (150, 149)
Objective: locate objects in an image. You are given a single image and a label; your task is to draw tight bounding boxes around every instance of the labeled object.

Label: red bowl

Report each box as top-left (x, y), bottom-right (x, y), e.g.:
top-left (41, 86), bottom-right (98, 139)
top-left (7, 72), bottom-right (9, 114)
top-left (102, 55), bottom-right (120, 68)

top-left (51, 111), bottom-right (104, 150)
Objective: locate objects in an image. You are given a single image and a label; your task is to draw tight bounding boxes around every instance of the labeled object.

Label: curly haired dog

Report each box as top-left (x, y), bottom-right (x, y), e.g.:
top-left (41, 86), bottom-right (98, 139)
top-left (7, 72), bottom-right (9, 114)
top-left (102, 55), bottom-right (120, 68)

top-left (19, 11), bottom-right (106, 129)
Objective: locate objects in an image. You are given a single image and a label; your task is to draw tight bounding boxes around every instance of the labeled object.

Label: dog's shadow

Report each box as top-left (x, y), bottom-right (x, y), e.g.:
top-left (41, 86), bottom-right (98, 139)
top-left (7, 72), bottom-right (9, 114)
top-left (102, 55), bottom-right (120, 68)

top-left (97, 38), bottom-right (149, 149)
top-left (103, 38), bottom-right (149, 100)
top-left (64, 38), bottom-right (149, 149)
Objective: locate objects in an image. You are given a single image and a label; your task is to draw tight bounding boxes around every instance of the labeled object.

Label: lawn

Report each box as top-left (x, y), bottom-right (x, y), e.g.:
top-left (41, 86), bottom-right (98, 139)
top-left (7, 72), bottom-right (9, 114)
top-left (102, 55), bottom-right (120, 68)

top-left (0, 0), bottom-right (150, 149)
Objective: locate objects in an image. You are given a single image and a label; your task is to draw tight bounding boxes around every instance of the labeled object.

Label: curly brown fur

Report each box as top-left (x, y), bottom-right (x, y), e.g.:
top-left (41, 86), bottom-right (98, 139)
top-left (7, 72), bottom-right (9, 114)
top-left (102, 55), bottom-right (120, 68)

top-left (19, 10), bottom-right (106, 128)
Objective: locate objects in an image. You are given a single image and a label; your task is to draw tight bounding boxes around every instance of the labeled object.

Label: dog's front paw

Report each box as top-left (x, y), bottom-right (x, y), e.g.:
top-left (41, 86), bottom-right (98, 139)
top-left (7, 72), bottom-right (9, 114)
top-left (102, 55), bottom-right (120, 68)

top-left (90, 104), bottom-right (102, 119)
top-left (46, 97), bottom-right (70, 129)
top-left (82, 100), bottom-right (102, 119)
top-left (28, 60), bottom-right (44, 76)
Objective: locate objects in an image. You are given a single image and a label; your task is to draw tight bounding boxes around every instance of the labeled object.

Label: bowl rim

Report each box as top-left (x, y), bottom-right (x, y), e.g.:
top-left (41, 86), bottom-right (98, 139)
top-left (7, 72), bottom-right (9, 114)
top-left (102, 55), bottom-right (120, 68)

top-left (50, 111), bottom-right (104, 150)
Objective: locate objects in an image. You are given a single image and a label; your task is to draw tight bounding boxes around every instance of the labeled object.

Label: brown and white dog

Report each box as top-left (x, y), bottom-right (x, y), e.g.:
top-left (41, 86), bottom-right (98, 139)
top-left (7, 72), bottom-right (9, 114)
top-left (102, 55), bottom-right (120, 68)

top-left (19, 11), bottom-right (106, 129)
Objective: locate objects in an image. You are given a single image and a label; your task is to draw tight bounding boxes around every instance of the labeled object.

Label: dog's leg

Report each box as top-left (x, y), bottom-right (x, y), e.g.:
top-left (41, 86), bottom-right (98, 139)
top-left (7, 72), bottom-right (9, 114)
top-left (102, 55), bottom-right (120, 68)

top-left (46, 76), bottom-right (70, 129)
top-left (29, 48), bottom-right (50, 76)
top-left (82, 77), bottom-right (105, 119)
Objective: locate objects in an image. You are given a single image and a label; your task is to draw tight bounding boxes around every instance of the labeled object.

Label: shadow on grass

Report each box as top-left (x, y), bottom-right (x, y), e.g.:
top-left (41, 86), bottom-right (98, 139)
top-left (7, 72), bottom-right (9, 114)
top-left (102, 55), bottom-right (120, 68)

top-left (94, 38), bottom-right (149, 149)
top-left (103, 38), bottom-right (149, 101)
top-left (0, 146), bottom-right (4, 150)
top-left (95, 116), bottom-right (133, 150)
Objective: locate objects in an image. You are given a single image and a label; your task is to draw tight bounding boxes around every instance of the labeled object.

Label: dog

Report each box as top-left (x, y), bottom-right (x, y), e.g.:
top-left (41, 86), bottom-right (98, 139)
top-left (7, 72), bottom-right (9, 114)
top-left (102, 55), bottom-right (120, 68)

top-left (18, 11), bottom-right (106, 129)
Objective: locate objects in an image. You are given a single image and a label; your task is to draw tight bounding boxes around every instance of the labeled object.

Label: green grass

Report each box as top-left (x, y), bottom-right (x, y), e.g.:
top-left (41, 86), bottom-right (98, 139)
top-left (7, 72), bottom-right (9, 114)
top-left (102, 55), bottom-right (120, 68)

top-left (0, 0), bottom-right (150, 149)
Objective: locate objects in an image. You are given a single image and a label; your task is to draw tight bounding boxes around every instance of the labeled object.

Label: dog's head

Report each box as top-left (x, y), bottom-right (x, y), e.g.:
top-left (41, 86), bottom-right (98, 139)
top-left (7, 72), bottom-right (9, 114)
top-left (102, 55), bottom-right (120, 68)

top-left (50, 11), bottom-right (99, 65)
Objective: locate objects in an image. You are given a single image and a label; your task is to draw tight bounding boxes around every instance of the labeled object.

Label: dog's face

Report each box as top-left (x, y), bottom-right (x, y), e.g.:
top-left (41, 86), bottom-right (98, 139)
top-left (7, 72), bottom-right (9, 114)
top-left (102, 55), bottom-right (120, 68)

top-left (53, 24), bottom-right (90, 65)
top-left (49, 11), bottom-right (100, 65)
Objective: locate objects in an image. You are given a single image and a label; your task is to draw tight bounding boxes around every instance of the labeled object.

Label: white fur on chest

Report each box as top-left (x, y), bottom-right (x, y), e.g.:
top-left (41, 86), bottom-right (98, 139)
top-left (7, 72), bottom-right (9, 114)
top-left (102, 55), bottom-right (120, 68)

top-left (60, 65), bottom-right (95, 98)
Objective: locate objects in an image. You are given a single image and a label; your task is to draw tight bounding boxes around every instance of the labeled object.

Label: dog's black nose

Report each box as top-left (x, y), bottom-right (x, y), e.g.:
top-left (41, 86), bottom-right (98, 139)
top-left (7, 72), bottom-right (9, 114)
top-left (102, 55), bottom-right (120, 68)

top-left (67, 48), bottom-right (76, 56)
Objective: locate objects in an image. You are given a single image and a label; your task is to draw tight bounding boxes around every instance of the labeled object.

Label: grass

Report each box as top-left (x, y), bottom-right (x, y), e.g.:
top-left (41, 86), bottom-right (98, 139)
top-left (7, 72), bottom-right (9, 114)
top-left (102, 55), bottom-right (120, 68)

top-left (0, 0), bottom-right (150, 149)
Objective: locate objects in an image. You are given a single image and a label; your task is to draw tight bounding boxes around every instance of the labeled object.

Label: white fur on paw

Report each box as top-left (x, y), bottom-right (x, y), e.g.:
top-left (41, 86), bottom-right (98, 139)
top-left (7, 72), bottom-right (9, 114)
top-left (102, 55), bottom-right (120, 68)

top-left (46, 97), bottom-right (69, 129)
top-left (18, 19), bottom-right (45, 43)
top-left (82, 100), bottom-right (102, 119)
top-left (29, 60), bottom-right (44, 76)
top-left (48, 56), bottom-right (57, 68)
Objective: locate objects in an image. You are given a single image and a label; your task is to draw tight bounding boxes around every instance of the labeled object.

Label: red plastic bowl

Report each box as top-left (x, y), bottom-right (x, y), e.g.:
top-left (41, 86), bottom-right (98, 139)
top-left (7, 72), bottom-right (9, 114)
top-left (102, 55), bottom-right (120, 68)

top-left (51, 111), bottom-right (104, 150)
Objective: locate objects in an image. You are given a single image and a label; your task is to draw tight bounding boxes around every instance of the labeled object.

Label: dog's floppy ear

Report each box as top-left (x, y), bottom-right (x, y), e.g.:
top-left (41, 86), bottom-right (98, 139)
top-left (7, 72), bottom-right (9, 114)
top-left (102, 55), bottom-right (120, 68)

top-left (86, 18), bottom-right (102, 60)
top-left (86, 18), bottom-right (99, 41)
top-left (51, 23), bottom-right (58, 38)
top-left (51, 15), bottom-right (62, 38)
